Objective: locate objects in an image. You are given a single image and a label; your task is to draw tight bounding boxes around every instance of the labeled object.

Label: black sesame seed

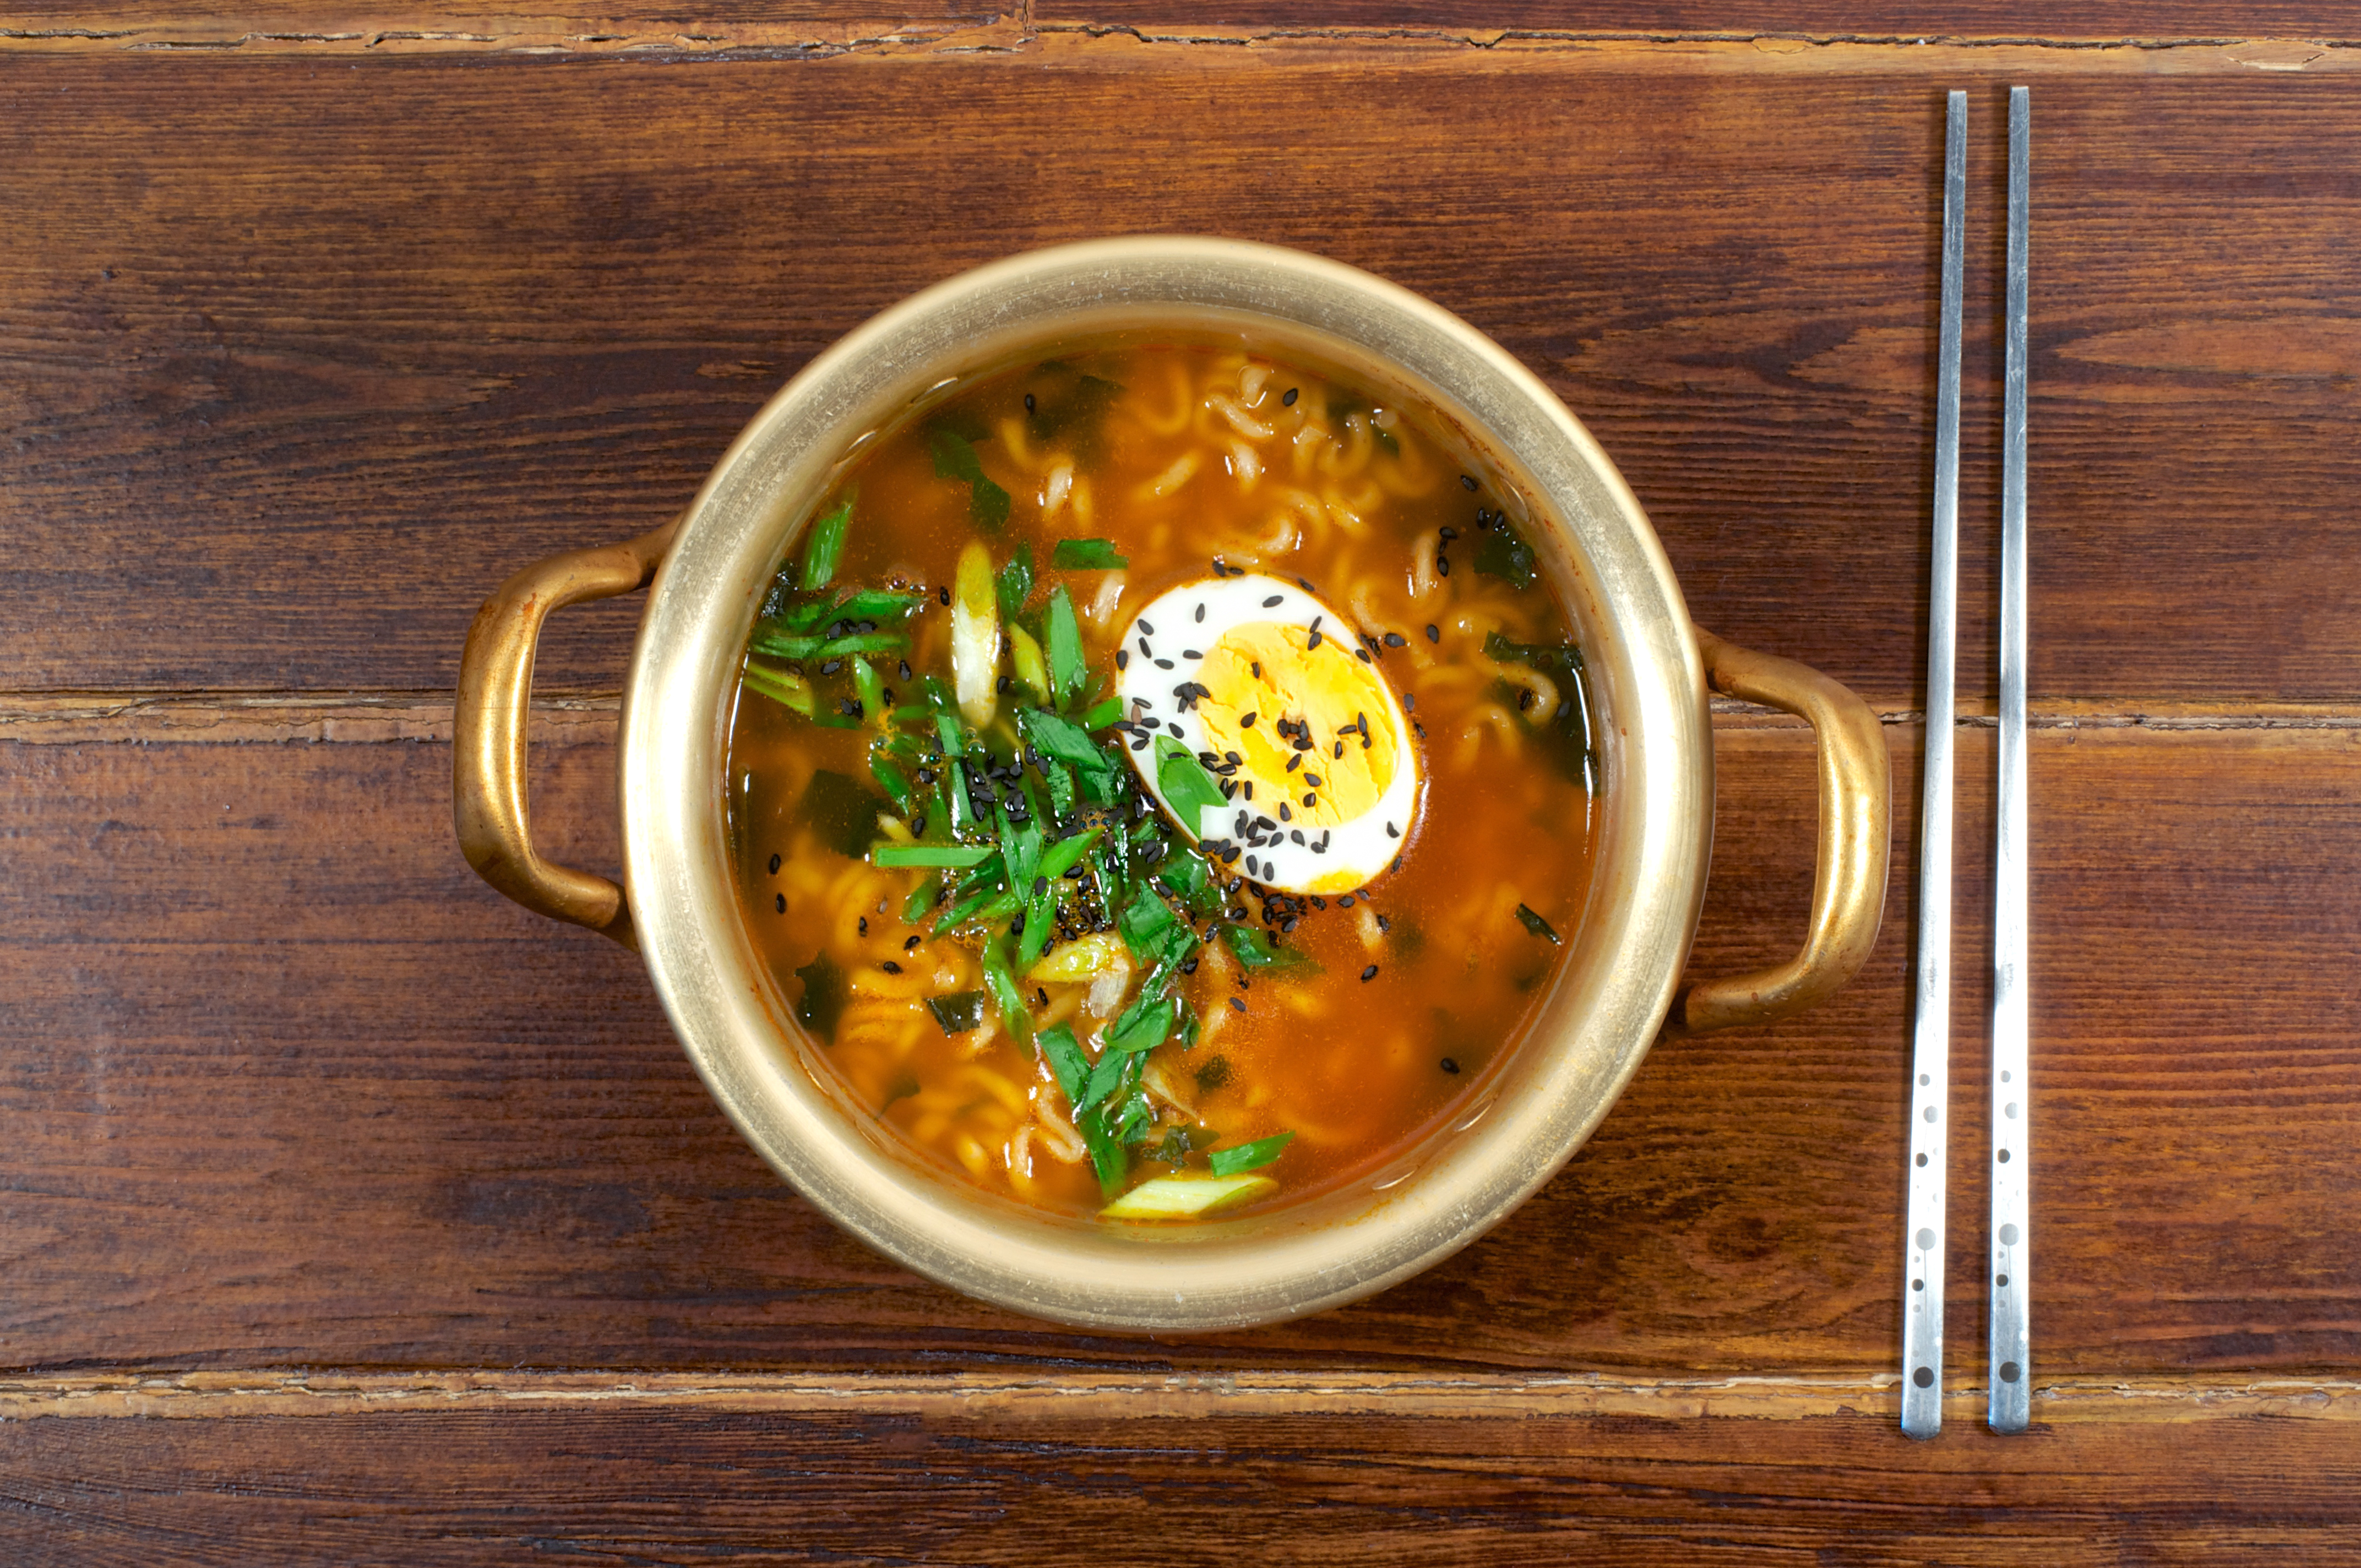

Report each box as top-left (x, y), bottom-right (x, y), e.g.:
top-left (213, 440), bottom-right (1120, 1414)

top-left (1377, 913), bottom-right (1392, 933)
top-left (1251, 661), bottom-right (1262, 678)
top-left (1230, 996), bottom-right (1247, 1012)
top-left (775, 893), bottom-right (786, 913)
top-left (1413, 720), bottom-right (1427, 739)
top-left (1240, 712), bottom-right (1258, 728)
top-left (1154, 658), bottom-right (1174, 670)
top-left (1302, 793), bottom-right (1316, 808)
top-left (1279, 802), bottom-right (1292, 821)
top-left (821, 658), bottom-right (843, 676)
top-left (1439, 527), bottom-right (1458, 542)
top-left (1282, 917), bottom-right (1299, 933)
top-left (1225, 750), bottom-right (1242, 764)
top-left (1138, 637), bottom-right (1153, 657)
top-left (1440, 1056), bottom-right (1460, 1073)
top-left (880, 961), bottom-right (902, 974)
top-left (1116, 649), bottom-right (1130, 671)
top-left (1383, 631), bottom-right (1406, 648)
top-left (1519, 688), bottom-right (1536, 712)
top-left (1356, 647), bottom-right (1372, 663)
top-left (1261, 595), bottom-right (1283, 608)
top-left (1140, 619), bottom-right (1156, 635)
top-left (1243, 782), bottom-right (1254, 800)
top-left (939, 585), bottom-right (951, 606)
top-left (857, 917), bottom-right (868, 934)
top-left (1361, 965), bottom-right (1379, 982)
top-left (1339, 894), bottom-right (1354, 907)
top-left (1306, 631), bottom-right (1322, 650)
top-left (1402, 693), bottom-right (1416, 713)
top-left (904, 934), bottom-right (921, 950)
top-left (1182, 649), bottom-right (1201, 660)
top-left (1425, 624), bottom-right (1440, 644)
top-left (899, 659), bottom-right (913, 682)
top-left (1460, 473), bottom-right (1477, 492)
top-left (1283, 388), bottom-right (1299, 406)
top-left (1334, 741), bottom-right (1345, 759)
top-left (768, 853), bottom-right (782, 874)
top-left (1037, 987), bottom-right (1050, 1008)
top-left (1194, 603), bottom-right (1206, 623)
top-left (1436, 556), bottom-right (1451, 578)
top-left (1385, 821), bottom-right (1400, 839)
top-left (1291, 829), bottom-right (1305, 845)
top-left (1298, 578), bottom-right (1316, 594)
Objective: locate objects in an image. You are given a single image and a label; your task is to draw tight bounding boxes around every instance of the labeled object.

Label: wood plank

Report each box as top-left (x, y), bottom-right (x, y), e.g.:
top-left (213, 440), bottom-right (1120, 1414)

top-left (1045, 3), bottom-right (2361, 43)
top-left (6, 1397), bottom-right (2361, 1562)
top-left (5, 720), bottom-right (2358, 1375)
top-left (2, 51), bottom-right (2357, 704)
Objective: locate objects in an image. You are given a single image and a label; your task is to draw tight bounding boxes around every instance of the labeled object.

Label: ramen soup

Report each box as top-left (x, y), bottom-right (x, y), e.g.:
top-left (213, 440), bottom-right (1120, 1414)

top-left (726, 338), bottom-right (1598, 1222)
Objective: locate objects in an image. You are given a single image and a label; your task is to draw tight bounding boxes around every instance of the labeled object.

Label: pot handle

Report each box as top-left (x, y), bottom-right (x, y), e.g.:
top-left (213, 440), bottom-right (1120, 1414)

top-left (1670, 629), bottom-right (1891, 1035)
top-left (453, 521), bottom-right (679, 949)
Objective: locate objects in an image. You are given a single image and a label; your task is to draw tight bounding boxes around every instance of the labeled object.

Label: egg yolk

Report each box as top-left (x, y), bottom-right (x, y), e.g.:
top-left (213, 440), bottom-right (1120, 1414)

top-left (1194, 623), bottom-right (1405, 827)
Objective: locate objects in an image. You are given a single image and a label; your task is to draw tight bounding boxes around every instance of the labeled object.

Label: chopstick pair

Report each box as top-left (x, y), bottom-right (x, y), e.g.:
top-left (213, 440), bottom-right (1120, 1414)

top-left (1902, 86), bottom-right (2033, 1441)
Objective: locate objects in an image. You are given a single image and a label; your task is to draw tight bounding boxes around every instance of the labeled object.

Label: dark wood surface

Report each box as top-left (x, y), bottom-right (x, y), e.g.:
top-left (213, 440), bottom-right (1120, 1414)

top-left (5, 19), bottom-right (2360, 1561)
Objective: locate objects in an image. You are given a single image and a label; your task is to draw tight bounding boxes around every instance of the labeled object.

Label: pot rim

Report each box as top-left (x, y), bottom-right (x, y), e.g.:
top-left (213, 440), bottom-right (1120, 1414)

top-left (620, 236), bottom-right (1710, 1331)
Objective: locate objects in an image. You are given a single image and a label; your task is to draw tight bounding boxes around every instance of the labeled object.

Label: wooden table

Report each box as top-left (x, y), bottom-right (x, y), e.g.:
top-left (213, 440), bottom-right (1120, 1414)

top-left (6, 4), bottom-right (2360, 1558)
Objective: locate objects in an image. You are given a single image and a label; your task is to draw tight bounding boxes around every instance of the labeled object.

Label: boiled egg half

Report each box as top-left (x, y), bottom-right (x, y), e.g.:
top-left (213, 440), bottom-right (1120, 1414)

top-left (1115, 574), bottom-right (1420, 896)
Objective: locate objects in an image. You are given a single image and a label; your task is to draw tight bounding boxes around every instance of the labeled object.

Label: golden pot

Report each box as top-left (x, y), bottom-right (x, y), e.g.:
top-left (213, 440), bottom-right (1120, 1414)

top-left (455, 237), bottom-right (1889, 1331)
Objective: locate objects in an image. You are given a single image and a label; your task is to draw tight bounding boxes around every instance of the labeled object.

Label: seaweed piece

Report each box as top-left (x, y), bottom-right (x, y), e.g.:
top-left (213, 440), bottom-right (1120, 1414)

top-left (793, 951), bottom-right (847, 1041)
top-left (803, 770), bottom-right (886, 857)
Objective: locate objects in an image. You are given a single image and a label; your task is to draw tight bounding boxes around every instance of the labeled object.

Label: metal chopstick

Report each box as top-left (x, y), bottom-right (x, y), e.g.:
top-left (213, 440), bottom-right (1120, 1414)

top-left (1902, 88), bottom-right (1968, 1442)
top-left (1989, 83), bottom-right (2033, 1436)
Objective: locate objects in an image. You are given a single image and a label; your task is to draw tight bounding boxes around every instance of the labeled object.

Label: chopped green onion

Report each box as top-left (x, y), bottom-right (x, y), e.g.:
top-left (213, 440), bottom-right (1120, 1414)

top-left (980, 945), bottom-right (1032, 1048)
top-left (1038, 1023), bottom-right (1090, 1106)
top-left (901, 873), bottom-right (939, 924)
top-left (1207, 1130), bottom-right (1294, 1175)
top-left (870, 753), bottom-right (912, 812)
top-left (1016, 880), bottom-right (1055, 970)
top-left (1221, 922), bottom-right (1314, 972)
top-left (1046, 585), bottom-right (1085, 707)
top-left (1051, 538), bottom-right (1129, 570)
top-left (1152, 736), bottom-right (1228, 832)
top-left (1102, 991), bottom-right (1176, 1057)
top-left (995, 541), bottom-right (1035, 622)
top-left (1009, 623), bottom-right (1050, 700)
top-left (740, 662), bottom-right (814, 716)
top-left (1098, 1172), bottom-right (1276, 1221)
top-left (748, 628), bottom-right (909, 662)
top-left (851, 655), bottom-right (885, 722)
top-left (1035, 824), bottom-right (1104, 883)
top-left (1079, 1104), bottom-right (1128, 1197)
top-left (951, 540), bottom-right (1001, 729)
top-left (1079, 696), bottom-right (1124, 730)
top-left (798, 495), bottom-right (853, 590)
top-left (871, 843), bottom-right (993, 869)
top-left (946, 760), bottom-right (978, 832)
top-left (1042, 758), bottom-right (1075, 817)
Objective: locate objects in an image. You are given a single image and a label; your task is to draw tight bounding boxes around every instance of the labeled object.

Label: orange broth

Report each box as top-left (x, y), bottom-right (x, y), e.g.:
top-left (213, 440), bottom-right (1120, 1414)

top-left (726, 338), bottom-right (1598, 1220)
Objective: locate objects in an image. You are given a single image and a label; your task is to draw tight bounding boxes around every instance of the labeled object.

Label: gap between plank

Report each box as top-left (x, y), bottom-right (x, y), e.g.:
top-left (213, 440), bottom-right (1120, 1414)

top-left (6, 692), bottom-right (2361, 744)
top-left (0, 23), bottom-right (2352, 67)
top-left (4, 1369), bottom-right (2359, 1423)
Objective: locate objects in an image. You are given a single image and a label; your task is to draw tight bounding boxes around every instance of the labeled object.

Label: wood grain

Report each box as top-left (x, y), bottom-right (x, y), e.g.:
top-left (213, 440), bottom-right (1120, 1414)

top-left (3, 52), bottom-right (2357, 705)
top-left (6, 720), bottom-right (2358, 1376)
top-left (8, 1397), bottom-right (2361, 1564)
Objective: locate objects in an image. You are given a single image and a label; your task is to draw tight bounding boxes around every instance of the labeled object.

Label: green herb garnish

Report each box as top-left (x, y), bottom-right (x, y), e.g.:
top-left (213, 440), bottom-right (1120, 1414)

top-left (1045, 585), bottom-right (1086, 708)
top-left (995, 541), bottom-right (1035, 622)
top-left (1152, 736), bottom-right (1228, 831)
top-left (798, 496), bottom-right (853, 591)
top-left (870, 842), bottom-right (994, 869)
top-left (1220, 922), bottom-right (1315, 973)
top-left (1051, 538), bottom-right (1130, 570)
top-left (1207, 1131), bottom-right (1294, 1175)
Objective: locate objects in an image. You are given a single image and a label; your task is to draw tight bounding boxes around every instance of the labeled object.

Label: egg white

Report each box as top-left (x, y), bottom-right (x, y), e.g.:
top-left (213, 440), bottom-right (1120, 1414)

top-left (1113, 574), bottom-right (1421, 896)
